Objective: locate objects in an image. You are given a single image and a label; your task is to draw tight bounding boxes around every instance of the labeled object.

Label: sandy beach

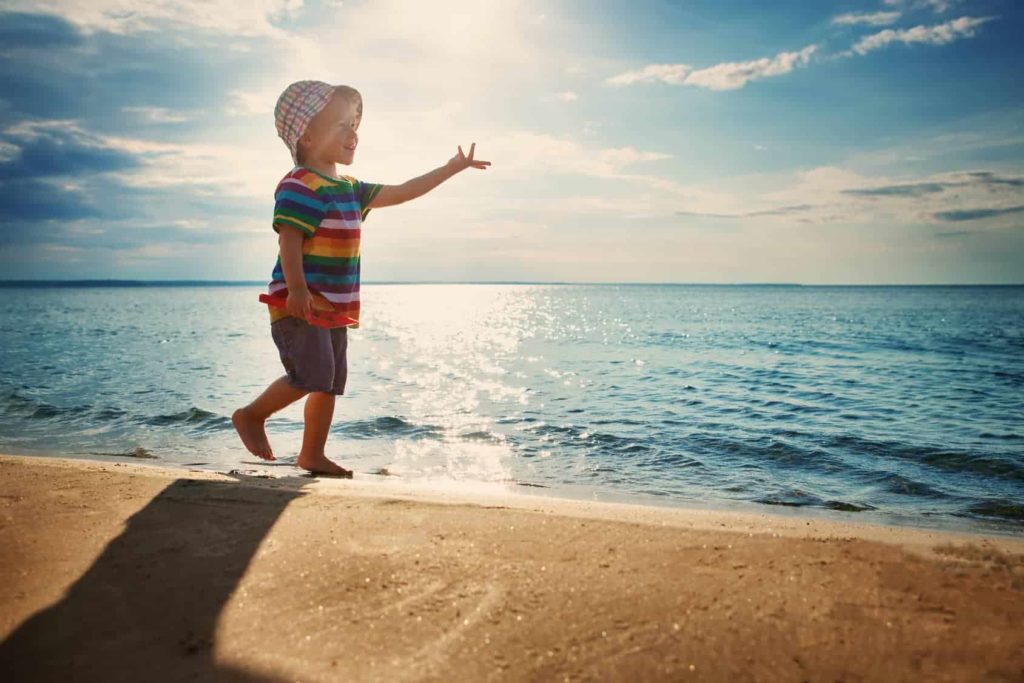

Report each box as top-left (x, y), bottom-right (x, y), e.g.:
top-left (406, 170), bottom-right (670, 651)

top-left (1, 454), bottom-right (1022, 682)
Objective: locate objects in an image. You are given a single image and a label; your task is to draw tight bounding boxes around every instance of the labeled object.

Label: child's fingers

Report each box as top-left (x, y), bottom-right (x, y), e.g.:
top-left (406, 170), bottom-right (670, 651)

top-left (458, 145), bottom-right (464, 158)
top-left (469, 142), bottom-right (476, 159)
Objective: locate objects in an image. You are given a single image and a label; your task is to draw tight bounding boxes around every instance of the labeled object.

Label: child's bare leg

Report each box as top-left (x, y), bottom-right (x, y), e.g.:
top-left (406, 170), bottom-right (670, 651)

top-left (296, 391), bottom-right (351, 477)
top-left (233, 376), bottom-right (308, 460)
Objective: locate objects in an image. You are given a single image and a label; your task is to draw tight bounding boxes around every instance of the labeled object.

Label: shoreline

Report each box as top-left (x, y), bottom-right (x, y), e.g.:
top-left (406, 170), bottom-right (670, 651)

top-left (2, 453), bottom-right (1023, 682)
top-left (5, 449), bottom-right (1022, 542)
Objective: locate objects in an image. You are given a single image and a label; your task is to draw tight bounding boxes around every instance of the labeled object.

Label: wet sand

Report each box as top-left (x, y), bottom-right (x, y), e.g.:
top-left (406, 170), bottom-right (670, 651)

top-left (1, 453), bottom-right (1022, 682)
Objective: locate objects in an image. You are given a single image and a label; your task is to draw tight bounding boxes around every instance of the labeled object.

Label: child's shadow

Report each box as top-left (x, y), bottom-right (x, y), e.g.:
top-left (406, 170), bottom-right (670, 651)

top-left (0, 472), bottom-right (313, 682)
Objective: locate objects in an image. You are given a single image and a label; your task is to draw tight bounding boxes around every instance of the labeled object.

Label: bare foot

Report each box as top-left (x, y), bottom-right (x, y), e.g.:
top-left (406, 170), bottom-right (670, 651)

top-left (232, 408), bottom-right (275, 461)
top-left (297, 453), bottom-right (352, 478)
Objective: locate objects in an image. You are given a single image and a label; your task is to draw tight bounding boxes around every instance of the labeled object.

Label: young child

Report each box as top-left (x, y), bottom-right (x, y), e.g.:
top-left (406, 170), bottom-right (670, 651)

top-left (232, 80), bottom-right (489, 477)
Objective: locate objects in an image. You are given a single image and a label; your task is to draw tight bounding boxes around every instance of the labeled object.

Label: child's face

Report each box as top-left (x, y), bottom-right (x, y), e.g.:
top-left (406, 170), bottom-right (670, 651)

top-left (300, 93), bottom-right (361, 166)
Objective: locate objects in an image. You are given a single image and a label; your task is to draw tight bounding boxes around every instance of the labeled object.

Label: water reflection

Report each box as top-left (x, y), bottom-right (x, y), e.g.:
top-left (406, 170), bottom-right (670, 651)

top-left (360, 285), bottom-right (540, 484)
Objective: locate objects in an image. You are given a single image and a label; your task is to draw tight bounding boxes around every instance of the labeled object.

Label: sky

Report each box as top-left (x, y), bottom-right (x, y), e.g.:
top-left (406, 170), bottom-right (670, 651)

top-left (0, 0), bottom-right (1022, 284)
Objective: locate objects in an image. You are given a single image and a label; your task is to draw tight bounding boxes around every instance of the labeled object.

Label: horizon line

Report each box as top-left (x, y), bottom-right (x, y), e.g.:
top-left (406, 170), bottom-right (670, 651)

top-left (1, 279), bottom-right (1022, 288)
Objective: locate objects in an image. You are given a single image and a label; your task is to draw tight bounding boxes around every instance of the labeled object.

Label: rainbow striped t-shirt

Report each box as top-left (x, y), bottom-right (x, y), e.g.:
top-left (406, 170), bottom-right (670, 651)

top-left (267, 167), bottom-right (382, 328)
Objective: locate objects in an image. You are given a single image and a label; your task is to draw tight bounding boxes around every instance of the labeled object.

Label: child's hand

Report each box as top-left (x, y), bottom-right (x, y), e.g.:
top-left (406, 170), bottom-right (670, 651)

top-left (448, 143), bottom-right (491, 173)
top-left (286, 287), bottom-right (313, 321)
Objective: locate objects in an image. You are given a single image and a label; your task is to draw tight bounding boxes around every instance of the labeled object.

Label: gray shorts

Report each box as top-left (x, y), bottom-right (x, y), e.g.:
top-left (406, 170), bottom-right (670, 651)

top-left (271, 317), bottom-right (349, 395)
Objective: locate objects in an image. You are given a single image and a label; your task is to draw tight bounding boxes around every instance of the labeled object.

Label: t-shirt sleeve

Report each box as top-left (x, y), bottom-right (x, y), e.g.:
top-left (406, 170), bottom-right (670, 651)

top-left (272, 178), bottom-right (325, 238)
top-left (353, 179), bottom-right (383, 222)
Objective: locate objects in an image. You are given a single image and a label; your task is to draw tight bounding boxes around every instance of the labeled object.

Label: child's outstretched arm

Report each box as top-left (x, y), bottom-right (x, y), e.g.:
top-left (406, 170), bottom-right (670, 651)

top-left (366, 143), bottom-right (490, 210)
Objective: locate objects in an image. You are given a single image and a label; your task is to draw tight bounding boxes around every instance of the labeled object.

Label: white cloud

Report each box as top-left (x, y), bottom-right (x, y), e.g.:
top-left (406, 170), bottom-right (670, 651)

top-left (38, 244), bottom-right (88, 262)
top-left (676, 166), bottom-right (1024, 230)
top-left (5, 118), bottom-right (78, 138)
top-left (685, 45), bottom-right (818, 91)
top-left (6, 0), bottom-right (612, 256)
top-left (105, 135), bottom-right (284, 201)
top-left (0, 140), bottom-right (20, 163)
top-left (1, 0), bottom-right (306, 36)
top-left (609, 13), bottom-right (995, 91)
top-left (848, 16), bottom-right (995, 56)
top-left (304, 0), bottom-right (553, 99)
top-left (3, 119), bottom-right (123, 158)
top-left (884, 0), bottom-right (962, 13)
top-left (8, 0), bottom-right (584, 210)
top-left (122, 106), bottom-right (197, 124)
top-left (3, 118), bottom-right (283, 201)
top-left (116, 243), bottom-right (185, 260)
top-left (831, 11), bottom-right (902, 26)
top-left (597, 147), bottom-right (672, 166)
top-left (606, 63), bottom-right (692, 86)
top-left (540, 91), bottom-right (580, 104)
top-left (607, 45), bottom-right (817, 91)
top-left (225, 88), bottom-right (281, 118)
top-left (480, 131), bottom-right (673, 179)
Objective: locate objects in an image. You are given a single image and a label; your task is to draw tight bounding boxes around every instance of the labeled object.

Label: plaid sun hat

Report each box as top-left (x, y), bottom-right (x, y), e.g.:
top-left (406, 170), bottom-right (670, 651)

top-left (274, 80), bottom-right (337, 164)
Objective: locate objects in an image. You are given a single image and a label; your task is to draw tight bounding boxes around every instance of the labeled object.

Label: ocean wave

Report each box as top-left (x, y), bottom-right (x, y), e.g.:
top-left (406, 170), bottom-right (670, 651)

top-left (871, 472), bottom-right (947, 498)
top-left (992, 370), bottom-right (1024, 387)
top-left (1, 390), bottom-right (112, 423)
top-left (977, 431), bottom-right (1023, 442)
top-left (144, 407), bottom-right (230, 431)
top-left (334, 416), bottom-right (445, 440)
top-left (827, 433), bottom-right (1024, 483)
top-left (456, 430), bottom-right (506, 444)
top-left (524, 422), bottom-right (656, 455)
top-left (754, 488), bottom-right (876, 513)
top-left (683, 431), bottom-right (853, 478)
top-left (961, 499), bottom-right (1024, 523)
top-left (0, 391), bottom-right (238, 441)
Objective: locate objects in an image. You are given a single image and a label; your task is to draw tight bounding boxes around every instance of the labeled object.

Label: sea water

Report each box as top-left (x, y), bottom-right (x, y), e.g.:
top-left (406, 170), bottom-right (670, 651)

top-left (1, 283), bottom-right (1021, 534)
